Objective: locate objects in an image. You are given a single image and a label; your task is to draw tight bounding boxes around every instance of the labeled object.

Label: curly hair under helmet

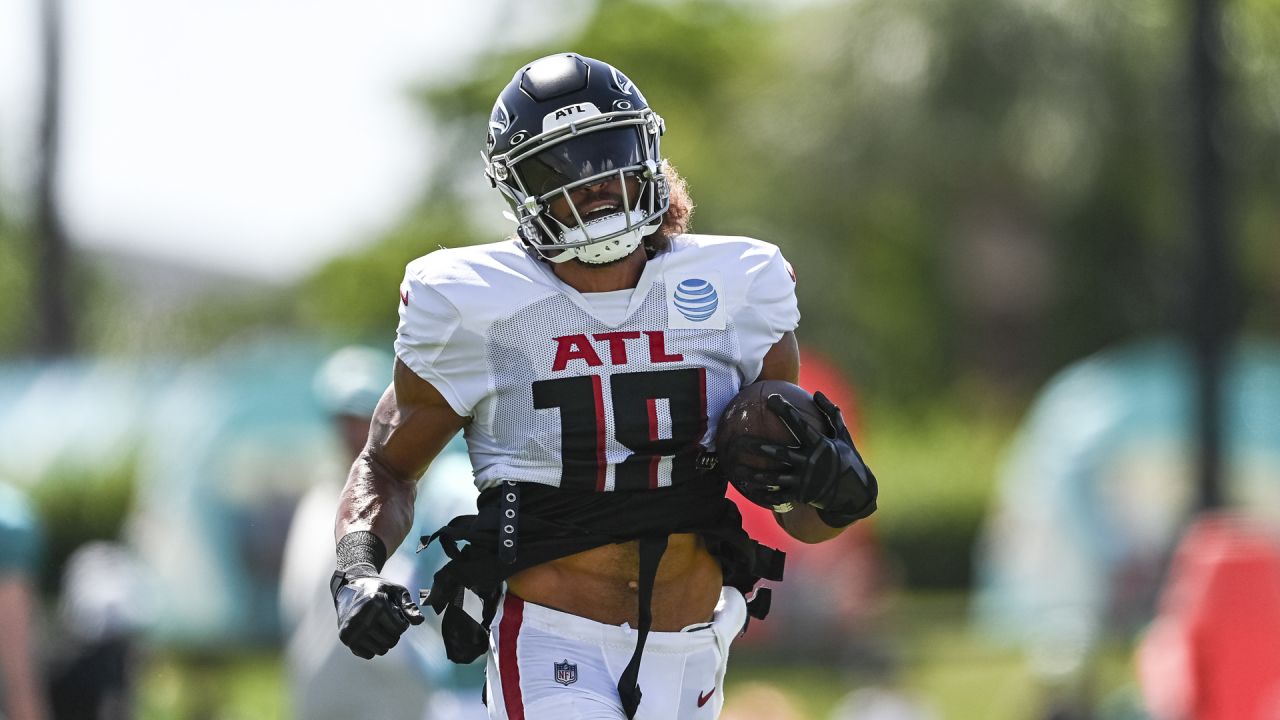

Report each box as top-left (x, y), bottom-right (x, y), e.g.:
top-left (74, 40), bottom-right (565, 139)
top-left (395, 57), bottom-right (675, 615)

top-left (645, 161), bottom-right (694, 256)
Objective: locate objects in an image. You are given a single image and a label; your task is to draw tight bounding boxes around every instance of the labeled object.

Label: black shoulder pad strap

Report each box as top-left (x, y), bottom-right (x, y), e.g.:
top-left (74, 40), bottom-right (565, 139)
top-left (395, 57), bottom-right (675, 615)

top-left (617, 535), bottom-right (668, 719)
top-left (753, 542), bottom-right (786, 582)
top-left (746, 587), bottom-right (773, 620)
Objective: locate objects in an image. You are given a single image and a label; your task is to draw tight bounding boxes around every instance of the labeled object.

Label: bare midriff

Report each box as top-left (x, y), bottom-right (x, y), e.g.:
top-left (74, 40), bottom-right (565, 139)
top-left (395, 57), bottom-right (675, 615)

top-left (505, 532), bottom-right (723, 631)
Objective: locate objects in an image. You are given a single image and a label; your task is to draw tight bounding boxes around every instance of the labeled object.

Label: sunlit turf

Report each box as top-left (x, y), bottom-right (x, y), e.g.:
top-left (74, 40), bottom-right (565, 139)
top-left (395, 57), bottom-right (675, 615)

top-left (132, 593), bottom-right (1144, 720)
top-left (726, 592), bottom-right (1144, 719)
top-left (136, 651), bottom-right (287, 720)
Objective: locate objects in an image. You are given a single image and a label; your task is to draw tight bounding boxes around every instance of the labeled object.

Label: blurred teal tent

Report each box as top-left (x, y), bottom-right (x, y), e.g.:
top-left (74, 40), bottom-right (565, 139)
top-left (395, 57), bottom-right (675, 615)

top-left (974, 337), bottom-right (1280, 678)
top-left (126, 337), bottom-right (335, 649)
top-left (0, 338), bottom-right (339, 648)
top-left (0, 359), bottom-right (173, 488)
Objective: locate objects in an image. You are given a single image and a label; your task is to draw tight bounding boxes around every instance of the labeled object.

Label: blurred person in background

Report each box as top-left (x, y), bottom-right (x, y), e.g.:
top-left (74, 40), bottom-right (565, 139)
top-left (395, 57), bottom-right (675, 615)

top-left (279, 345), bottom-right (484, 720)
top-left (328, 52), bottom-right (878, 720)
top-left (1137, 513), bottom-right (1280, 720)
top-left (727, 352), bottom-right (916, 720)
top-left (46, 541), bottom-right (144, 720)
top-left (973, 337), bottom-right (1280, 718)
top-left (728, 348), bottom-right (890, 670)
top-left (0, 480), bottom-right (49, 720)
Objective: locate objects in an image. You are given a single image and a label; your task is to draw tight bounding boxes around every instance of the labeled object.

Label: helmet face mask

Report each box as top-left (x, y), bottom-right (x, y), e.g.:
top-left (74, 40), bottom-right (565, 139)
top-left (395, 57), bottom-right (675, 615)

top-left (484, 54), bottom-right (670, 265)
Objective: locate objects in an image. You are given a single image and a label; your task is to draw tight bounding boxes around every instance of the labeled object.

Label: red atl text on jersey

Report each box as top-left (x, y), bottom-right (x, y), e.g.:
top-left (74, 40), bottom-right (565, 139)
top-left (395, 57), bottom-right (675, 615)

top-left (551, 331), bottom-right (685, 372)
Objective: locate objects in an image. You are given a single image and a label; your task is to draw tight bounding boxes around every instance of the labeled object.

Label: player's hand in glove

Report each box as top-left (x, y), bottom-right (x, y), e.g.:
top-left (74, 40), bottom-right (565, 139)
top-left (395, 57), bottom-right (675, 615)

top-left (755, 391), bottom-right (878, 526)
top-left (330, 563), bottom-right (425, 659)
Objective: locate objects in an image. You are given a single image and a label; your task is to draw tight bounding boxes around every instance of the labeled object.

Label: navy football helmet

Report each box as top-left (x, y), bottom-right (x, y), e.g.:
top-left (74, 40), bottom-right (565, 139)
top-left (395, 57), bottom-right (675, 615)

top-left (483, 53), bottom-right (669, 265)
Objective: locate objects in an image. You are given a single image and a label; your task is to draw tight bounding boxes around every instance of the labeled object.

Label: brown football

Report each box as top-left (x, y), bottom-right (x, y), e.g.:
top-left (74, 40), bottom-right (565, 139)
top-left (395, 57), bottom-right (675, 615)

top-left (714, 380), bottom-right (830, 488)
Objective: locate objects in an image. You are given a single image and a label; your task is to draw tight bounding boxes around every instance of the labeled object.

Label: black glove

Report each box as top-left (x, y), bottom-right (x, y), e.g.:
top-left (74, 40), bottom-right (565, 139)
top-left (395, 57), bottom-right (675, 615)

top-left (330, 563), bottom-right (425, 659)
top-left (754, 391), bottom-right (878, 525)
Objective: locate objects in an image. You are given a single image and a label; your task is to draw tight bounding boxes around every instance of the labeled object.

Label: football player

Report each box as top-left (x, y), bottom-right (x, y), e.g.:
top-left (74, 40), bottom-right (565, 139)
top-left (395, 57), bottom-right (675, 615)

top-left (330, 53), bottom-right (878, 719)
top-left (0, 481), bottom-right (48, 720)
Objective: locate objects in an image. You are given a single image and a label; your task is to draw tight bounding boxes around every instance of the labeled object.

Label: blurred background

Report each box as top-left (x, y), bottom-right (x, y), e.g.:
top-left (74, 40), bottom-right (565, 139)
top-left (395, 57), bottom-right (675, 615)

top-left (1, 0), bottom-right (1278, 718)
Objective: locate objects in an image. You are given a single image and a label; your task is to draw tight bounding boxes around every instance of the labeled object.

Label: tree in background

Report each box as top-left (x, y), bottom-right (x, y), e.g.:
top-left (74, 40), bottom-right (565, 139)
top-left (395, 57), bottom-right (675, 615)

top-left (295, 0), bottom-right (1279, 413)
top-left (0, 212), bottom-right (34, 355)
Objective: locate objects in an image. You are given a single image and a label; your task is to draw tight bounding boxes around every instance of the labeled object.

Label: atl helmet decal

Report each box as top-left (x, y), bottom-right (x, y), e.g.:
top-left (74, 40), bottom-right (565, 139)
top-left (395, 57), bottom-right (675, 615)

top-left (489, 97), bottom-right (512, 136)
top-left (542, 102), bottom-right (603, 133)
top-left (673, 279), bottom-right (719, 322)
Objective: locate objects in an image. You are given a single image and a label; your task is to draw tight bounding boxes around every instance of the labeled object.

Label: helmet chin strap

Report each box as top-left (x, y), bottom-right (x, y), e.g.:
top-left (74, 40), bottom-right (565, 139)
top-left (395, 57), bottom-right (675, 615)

top-left (546, 210), bottom-right (659, 265)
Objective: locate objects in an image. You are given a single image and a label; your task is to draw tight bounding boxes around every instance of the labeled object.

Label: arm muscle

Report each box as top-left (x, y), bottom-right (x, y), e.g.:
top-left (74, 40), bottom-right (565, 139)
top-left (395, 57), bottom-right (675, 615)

top-left (335, 358), bottom-right (468, 551)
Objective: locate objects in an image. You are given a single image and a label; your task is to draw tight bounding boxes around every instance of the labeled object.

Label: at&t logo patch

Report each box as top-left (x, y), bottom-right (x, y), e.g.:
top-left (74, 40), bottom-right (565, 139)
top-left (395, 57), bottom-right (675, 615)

top-left (673, 279), bottom-right (718, 321)
top-left (666, 272), bottom-right (725, 329)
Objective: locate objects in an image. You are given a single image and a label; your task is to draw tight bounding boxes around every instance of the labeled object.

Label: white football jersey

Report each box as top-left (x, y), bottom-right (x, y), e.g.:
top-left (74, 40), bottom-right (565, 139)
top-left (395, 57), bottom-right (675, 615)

top-left (395, 234), bottom-right (799, 492)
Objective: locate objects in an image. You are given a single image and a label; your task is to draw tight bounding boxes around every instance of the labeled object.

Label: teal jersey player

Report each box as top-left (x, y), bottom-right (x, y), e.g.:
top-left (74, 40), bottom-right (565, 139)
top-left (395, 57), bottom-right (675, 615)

top-left (0, 482), bottom-right (41, 576)
top-left (0, 481), bottom-right (48, 720)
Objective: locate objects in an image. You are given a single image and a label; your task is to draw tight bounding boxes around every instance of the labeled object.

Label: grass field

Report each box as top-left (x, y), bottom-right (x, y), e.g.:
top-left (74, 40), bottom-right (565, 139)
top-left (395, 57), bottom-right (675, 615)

top-left (724, 592), bottom-right (1147, 719)
top-left (134, 592), bottom-right (1146, 720)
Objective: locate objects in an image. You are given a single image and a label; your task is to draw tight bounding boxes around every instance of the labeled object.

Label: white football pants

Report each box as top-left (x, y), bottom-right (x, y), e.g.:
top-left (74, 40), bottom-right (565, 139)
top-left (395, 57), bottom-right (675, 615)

top-left (484, 586), bottom-right (747, 719)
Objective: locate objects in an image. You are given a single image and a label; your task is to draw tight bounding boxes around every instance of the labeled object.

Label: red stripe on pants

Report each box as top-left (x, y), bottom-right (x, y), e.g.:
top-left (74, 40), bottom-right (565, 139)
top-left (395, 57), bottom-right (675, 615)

top-left (647, 398), bottom-right (661, 488)
top-left (499, 594), bottom-right (526, 720)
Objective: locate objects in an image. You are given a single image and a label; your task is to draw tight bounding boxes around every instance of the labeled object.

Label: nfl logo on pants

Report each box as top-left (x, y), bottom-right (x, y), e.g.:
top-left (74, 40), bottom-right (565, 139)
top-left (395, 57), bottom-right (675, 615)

top-left (554, 659), bottom-right (578, 686)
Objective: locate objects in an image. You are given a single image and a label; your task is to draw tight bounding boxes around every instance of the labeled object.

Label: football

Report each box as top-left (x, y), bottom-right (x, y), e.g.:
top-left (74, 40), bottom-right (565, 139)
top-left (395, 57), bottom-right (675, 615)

top-left (714, 380), bottom-right (830, 509)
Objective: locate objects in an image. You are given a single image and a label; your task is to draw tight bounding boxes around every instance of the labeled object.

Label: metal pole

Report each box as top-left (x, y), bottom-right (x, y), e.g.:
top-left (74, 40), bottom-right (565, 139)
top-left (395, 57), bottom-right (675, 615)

top-left (34, 0), bottom-right (74, 356)
top-left (1188, 0), bottom-right (1230, 511)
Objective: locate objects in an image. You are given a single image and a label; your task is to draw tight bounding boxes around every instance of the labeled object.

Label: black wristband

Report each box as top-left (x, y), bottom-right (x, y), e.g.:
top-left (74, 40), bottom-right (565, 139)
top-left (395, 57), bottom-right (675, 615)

top-left (336, 531), bottom-right (388, 572)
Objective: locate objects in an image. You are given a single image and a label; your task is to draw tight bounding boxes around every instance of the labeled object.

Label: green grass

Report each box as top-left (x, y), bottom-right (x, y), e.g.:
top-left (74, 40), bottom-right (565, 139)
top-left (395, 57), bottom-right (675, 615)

top-left (137, 651), bottom-right (288, 720)
top-left (863, 402), bottom-right (1019, 589)
top-left (133, 594), bottom-right (1144, 720)
top-left (724, 592), bottom-right (1037, 719)
top-left (723, 592), bottom-right (1144, 719)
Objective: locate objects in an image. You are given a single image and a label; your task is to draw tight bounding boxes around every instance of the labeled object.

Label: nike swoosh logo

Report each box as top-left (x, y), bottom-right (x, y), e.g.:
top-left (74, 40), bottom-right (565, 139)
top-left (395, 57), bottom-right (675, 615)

top-left (697, 688), bottom-right (715, 707)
